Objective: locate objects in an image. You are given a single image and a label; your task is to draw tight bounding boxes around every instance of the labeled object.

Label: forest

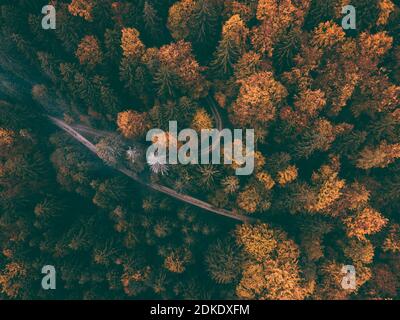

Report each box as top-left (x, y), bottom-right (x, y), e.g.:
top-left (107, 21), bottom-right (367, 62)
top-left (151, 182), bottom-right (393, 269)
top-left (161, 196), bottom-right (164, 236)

top-left (0, 0), bottom-right (399, 300)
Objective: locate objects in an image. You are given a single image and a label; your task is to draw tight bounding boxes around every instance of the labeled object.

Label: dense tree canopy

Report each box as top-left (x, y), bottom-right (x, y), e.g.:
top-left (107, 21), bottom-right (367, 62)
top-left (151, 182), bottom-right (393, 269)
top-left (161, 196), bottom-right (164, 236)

top-left (0, 0), bottom-right (399, 300)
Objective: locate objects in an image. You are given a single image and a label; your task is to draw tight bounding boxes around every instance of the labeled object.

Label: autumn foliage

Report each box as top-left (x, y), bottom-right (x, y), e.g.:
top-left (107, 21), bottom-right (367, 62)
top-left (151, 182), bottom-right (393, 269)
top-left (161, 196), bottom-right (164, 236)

top-left (0, 0), bottom-right (399, 300)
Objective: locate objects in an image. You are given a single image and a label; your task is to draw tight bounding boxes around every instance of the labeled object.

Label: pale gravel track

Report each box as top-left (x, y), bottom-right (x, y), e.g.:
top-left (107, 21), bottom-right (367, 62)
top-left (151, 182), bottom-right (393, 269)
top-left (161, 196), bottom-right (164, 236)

top-left (48, 116), bottom-right (254, 223)
top-left (0, 48), bottom-right (252, 223)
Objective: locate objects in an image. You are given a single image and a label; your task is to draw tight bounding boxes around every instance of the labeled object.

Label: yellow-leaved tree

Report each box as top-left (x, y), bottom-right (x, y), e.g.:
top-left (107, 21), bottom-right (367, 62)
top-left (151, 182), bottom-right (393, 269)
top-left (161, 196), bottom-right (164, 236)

top-left (235, 223), bottom-right (312, 300)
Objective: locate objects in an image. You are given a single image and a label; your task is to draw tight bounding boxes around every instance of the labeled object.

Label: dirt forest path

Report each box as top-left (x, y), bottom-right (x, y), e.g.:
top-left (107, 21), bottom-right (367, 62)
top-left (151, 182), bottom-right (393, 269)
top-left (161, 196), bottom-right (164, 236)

top-left (0, 47), bottom-right (253, 224)
top-left (48, 116), bottom-right (254, 223)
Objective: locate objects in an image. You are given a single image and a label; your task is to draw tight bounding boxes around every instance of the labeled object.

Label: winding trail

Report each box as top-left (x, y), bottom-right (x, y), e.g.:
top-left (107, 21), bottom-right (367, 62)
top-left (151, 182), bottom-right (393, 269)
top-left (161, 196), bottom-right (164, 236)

top-left (206, 96), bottom-right (223, 131)
top-left (0, 48), bottom-right (253, 224)
top-left (72, 124), bottom-right (113, 139)
top-left (48, 116), bottom-right (254, 223)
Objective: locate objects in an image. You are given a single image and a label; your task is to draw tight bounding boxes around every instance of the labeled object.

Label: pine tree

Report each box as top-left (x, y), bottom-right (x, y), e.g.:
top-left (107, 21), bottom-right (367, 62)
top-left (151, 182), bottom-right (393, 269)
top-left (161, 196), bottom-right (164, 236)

top-left (256, 172), bottom-right (275, 190)
top-left (55, 4), bottom-right (82, 53)
top-left (231, 71), bottom-right (287, 129)
top-left (191, 108), bottom-right (213, 132)
top-left (383, 224), bottom-right (400, 253)
top-left (233, 51), bottom-right (262, 80)
top-left (68, 0), bottom-right (96, 21)
top-left (221, 176), bottom-right (240, 194)
top-left (37, 52), bottom-right (60, 84)
top-left (273, 27), bottom-right (302, 72)
top-left (95, 136), bottom-right (125, 166)
top-left (143, 2), bottom-right (164, 44)
top-left (197, 165), bottom-right (220, 189)
top-left (236, 185), bottom-right (261, 214)
top-left (235, 223), bottom-right (276, 261)
top-left (156, 41), bottom-right (208, 98)
top-left (76, 35), bottom-right (103, 68)
top-left (0, 262), bottom-right (28, 299)
top-left (206, 238), bottom-right (243, 284)
top-left (167, 0), bottom-right (196, 41)
top-left (0, 128), bottom-right (15, 147)
top-left (104, 28), bottom-right (122, 64)
top-left (312, 21), bottom-right (345, 48)
top-left (93, 241), bottom-right (118, 266)
top-left (251, 0), bottom-right (308, 58)
top-left (342, 239), bottom-right (375, 265)
top-left (117, 110), bottom-right (149, 139)
top-left (188, 0), bottom-right (219, 55)
top-left (356, 141), bottom-right (400, 169)
top-left (92, 177), bottom-right (133, 210)
top-left (304, 0), bottom-right (338, 30)
top-left (91, 75), bottom-right (120, 116)
top-left (212, 14), bottom-right (249, 75)
top-left (295, 119), bottom-right (337, 159)
top-left (163, 247), bottom-right (192, 274)
top-left (121, 28), bottom-right (145, 60)
top-left (343, 207), bottom-right (388, 241)
top-left (34, 197), bottom-right (63, 222)
top-left (277, 165), bottom-right (298, 186)
top-left (153, 64), bottom-right (179, 98)
top-left (305, 161), bottom-right (346, 215)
